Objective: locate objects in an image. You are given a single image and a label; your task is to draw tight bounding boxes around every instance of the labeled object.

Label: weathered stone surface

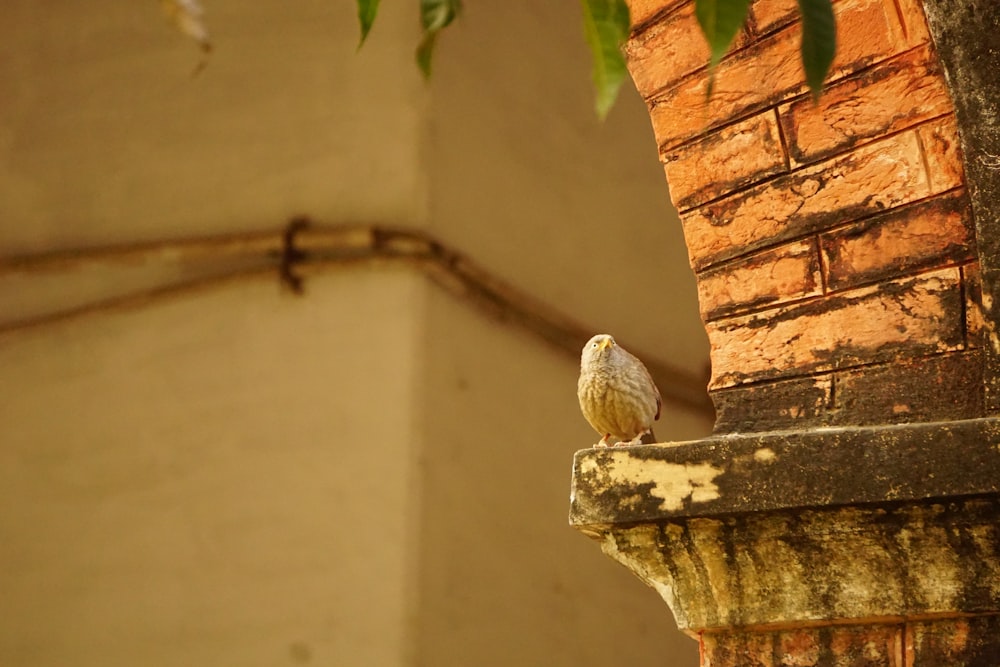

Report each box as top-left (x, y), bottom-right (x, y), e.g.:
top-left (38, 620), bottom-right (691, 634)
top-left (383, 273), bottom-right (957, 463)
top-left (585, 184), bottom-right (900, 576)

top-left (570, 418), bottom-right (1000, 525)
top-left (707, 268), bottom-right (964, 389)
top-left (585, 499), bottom-right (1000, 630)
top-left (570, 421), bottom-right (1000, 637)
top-left (964, 262), bottom-right (988, 348)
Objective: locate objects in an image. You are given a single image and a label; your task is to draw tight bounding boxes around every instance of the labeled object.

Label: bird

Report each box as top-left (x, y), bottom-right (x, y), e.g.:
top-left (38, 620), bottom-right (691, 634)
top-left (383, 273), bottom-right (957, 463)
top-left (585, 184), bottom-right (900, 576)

top-left (577, 334), bottom-right (661, 447)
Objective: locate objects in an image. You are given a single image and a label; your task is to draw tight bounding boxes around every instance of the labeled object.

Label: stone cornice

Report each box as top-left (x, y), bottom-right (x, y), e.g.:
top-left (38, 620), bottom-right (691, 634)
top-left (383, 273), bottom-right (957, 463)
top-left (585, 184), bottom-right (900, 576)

top-left (571, 418), bottom-right (1000, 528)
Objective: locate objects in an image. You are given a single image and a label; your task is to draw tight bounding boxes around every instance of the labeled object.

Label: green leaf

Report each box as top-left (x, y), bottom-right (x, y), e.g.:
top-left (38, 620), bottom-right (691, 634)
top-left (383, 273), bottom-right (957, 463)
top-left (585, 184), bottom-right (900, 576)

top-left (416, 0), bottom-right (461, 78)
top-left (694, 0), bottom-right (751, 69)
top-left (420, 0), bottom-right (460, 31)
top-left (798, 0), bottom-right (836, 100)
top-left (356, 0), bottom-right (381, 48)
top-left (580, 0), bottom-right (631, 120)
top-left (416, 31), bottom-right (438, 78)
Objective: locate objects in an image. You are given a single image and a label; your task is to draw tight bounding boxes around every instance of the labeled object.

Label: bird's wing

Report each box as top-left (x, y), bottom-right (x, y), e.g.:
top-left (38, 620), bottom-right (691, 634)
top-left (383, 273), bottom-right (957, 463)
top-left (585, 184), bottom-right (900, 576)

top-left (635, 355), bottom-right (662, 421)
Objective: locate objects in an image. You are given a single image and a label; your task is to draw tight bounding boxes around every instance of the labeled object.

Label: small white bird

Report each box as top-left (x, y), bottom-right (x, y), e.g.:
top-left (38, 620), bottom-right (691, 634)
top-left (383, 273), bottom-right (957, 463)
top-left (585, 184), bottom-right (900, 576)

top-left (577, 334), bottom-right (661, 447)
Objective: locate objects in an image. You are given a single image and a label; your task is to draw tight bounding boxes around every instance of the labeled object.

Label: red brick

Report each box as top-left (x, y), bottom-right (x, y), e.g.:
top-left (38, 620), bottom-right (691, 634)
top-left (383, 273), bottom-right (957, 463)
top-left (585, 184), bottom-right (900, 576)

top-left (682, 131), bottom-right (931, 271)
top-left (908, 616), bottom-right (1000, 666)
top-left (750, 0), bottom-right (800, 36)
top-left (663, 110), bottom-right (787, 210)
top-left (820, 191), bottom-right (974, 292)
top-left (702, 629), bottom-right (775, 667)
top-left (707, 267), bottom-right (964, 388)
top-left (711, 374), bottom-right (833, 432)
top-left (777, 629), bottom-right (822, 664)
top-left (716, 349), bottom-right (986, 431)
top-left (626, 3), bottom-right (710, 98)
top-left (625, 0), bottom-right (687, 30)
top-left (892, 0), bottom-right (932, 47)
top-left (917, 117), bottom-right (966, 192)
top-left (750, 0), bottom-right (870, 38)
top-left (702, 624), bottom-right (903, 667)
top-left (829, 0), bottom-right (929, 76)
top-left (834, 350), bottom-right (985, 423)
top-left (649, 0), bottom-right (926, 151)
top-left (827, 624), bottom-right (903, 666)
top-left (697, 239), bottom-right (822, 320)
top-left (648, 23), bottom-right (805, 151)
top-left (780, 46), bottom-right (953, 167)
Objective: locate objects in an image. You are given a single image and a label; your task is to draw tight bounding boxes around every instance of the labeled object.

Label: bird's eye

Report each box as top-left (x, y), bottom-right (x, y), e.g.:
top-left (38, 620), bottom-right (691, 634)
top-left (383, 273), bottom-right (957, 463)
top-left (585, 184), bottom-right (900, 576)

top-left (591, 342), bottom-right (599, 348)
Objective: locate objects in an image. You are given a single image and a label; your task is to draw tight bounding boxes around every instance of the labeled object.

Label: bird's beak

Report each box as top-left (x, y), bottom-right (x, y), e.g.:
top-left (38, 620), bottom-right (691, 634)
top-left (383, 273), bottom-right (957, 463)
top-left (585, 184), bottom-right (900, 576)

top-left (598, 338), bottom-right (612, 351)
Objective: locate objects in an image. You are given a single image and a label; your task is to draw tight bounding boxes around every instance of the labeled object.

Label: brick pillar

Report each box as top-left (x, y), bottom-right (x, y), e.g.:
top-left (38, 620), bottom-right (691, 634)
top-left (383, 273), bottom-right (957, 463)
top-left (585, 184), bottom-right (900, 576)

top-left (570, 0), bottom-right (1000, 665)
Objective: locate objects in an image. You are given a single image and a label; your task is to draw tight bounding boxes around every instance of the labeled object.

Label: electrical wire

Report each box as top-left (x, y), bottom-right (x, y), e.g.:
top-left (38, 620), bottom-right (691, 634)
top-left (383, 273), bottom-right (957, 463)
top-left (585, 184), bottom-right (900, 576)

top-left (0, 218), bottom-right (714, 416)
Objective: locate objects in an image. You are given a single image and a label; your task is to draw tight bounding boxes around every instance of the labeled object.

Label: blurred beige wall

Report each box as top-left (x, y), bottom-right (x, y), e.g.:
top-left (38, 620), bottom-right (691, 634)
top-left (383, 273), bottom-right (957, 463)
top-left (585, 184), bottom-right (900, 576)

top-left (0, 1), bottom-right (710, 665)
top-left (1, 274), bottom-right (427, 666)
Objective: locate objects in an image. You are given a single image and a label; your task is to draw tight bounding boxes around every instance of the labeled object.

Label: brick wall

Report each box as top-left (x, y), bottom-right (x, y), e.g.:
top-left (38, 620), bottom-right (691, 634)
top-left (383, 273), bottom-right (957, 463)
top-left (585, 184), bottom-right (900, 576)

top-left (701, 617), bottom-right (1000, 667)
top-left (625, 0), bottom-right (983, 433)
top-left (579, 6), bottom-right (1000, 666)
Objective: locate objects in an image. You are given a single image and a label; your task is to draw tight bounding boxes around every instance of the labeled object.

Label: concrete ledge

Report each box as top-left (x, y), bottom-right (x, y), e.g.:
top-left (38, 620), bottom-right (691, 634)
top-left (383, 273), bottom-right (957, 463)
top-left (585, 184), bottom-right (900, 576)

top-left (570, 418), bottom-right (1000, 630)
top-left (592, 498), bottom-right (1000, 629)
top-left (570, 418), bottom-right (1000, 528)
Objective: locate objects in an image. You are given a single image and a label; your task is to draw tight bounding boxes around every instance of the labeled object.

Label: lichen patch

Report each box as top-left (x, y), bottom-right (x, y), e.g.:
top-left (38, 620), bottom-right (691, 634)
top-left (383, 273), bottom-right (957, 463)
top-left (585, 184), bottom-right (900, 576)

top-left (584, 451), bottom-right (724, 511)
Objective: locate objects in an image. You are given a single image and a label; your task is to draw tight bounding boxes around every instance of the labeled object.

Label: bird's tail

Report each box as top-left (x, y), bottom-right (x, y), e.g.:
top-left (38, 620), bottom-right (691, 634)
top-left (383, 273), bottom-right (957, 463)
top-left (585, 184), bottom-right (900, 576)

top-left (640, 428), bottom-right (657, 445)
